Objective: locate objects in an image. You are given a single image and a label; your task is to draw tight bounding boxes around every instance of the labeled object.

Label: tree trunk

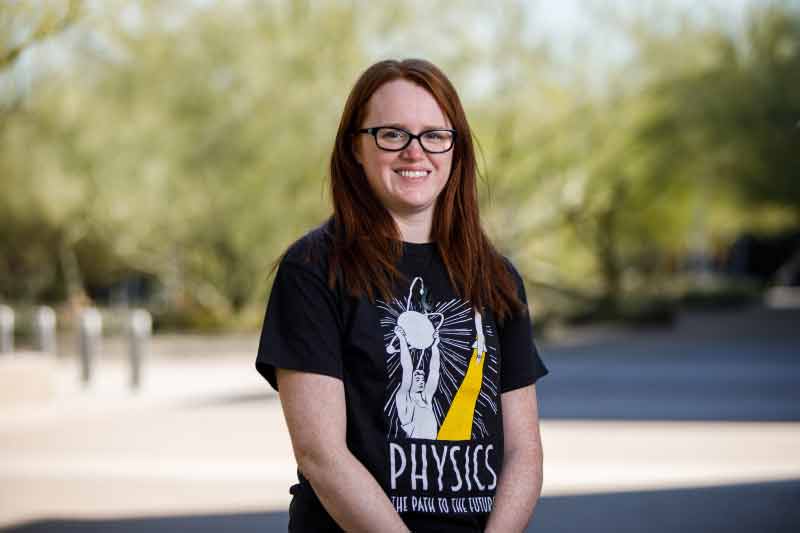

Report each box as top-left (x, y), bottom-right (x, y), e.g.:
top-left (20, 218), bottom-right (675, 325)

top-left (595, 180), bottom-right (627, 314)
top-left (58, 239), bottom-right (88, 309)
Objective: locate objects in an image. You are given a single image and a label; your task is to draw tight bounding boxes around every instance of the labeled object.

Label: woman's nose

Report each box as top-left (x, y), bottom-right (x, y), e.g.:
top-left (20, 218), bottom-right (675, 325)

top-left (400, 138), bottom-right (425, 159)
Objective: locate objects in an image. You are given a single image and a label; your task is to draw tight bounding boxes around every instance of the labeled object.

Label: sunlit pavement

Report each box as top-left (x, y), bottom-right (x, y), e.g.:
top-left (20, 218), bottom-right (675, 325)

top-left (1, 308), bottom-right (799, 531)
top-left (2, 400), bottom-right (799, 531)
top-left (2, 403), bottom-right (799, 527)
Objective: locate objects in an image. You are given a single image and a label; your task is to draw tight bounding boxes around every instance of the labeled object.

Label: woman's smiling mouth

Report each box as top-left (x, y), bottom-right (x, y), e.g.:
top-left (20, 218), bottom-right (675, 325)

top-left (394, 169), bottom-right (431, 178)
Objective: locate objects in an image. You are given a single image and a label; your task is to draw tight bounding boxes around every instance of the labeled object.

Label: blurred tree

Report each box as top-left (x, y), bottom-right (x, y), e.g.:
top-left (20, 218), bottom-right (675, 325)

top-left (0, 0), bottom-right (83, 71)
top-left (632, 2), bottom-right (800, 219)
top-left (2, 0), bottom-right (796, 329)
top-left (66, 0), bottom-right (370, 322)
top-left (0, 0), bottom-right (90, 304)
top-left (2, 0), bottom-right (375, 324)
top-left (480, 1), bottom-right (800, 315)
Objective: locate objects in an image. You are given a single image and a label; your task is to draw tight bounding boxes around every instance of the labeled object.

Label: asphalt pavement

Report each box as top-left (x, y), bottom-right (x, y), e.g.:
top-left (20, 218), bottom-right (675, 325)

top-left (536, 307), bottom-right (800, 421)
top-left (7, 480), bottom-right (800, 533)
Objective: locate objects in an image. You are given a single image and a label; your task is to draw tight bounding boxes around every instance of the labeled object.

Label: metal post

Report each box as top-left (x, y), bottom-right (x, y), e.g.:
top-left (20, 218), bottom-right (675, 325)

top-left (34, 306), bottom-right (57, 355)
top-left (79, 308), bottom-right (102, 386)
top-left (0, 305), bottom-right (13, 354)
top-left (128, 309), bottom-right (152, 391)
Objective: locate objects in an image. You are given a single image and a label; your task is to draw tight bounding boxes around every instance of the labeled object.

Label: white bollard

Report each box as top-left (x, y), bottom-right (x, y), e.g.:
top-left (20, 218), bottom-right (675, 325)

top-left (34, 306), bottom-right (57, 354)
top-left (78, 308), bottom-right (102, 386)
top-left (0, 305), bottom-right (13, 354)
top-left (128, 309), bottom-right (152, 391)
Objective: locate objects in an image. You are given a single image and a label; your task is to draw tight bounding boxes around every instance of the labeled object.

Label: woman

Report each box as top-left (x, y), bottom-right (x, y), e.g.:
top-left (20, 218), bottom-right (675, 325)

top-left (256, 58), bottom-right (548, 532)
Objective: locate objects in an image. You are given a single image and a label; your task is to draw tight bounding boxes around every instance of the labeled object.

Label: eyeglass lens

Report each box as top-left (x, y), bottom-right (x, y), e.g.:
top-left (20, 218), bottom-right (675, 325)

top-left (375, 128), bottom-right (454, 152)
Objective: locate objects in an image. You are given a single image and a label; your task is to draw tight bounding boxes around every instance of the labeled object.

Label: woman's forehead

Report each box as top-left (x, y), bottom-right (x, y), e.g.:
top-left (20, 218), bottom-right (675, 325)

top-left (363, 79), bottom-right (450, 129)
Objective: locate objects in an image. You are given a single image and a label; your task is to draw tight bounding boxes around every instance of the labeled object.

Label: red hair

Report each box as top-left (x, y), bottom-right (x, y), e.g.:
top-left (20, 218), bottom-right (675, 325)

top-left (329, 59), bottom-right (523, 322)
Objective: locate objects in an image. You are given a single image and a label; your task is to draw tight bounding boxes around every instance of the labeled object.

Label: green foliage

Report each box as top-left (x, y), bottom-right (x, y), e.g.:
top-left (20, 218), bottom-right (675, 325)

top-left (631, 2), bottom-right (800, 214)
top-left (480, 1), bottom-right (800, 319)
top-left (1, 0), bottom-right (798, 329)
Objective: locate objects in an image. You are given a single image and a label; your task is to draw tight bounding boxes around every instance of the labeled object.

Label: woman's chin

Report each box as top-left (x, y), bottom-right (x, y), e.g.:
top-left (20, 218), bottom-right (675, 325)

top-left (392, 193), bottom-right (438, 214)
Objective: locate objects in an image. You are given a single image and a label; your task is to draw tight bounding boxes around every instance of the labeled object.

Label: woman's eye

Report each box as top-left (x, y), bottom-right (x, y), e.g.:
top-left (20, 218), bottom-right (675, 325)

top-left (380, 130), bottom-right (404, 140)
top-left (424, 131), bottom-right (450, 141)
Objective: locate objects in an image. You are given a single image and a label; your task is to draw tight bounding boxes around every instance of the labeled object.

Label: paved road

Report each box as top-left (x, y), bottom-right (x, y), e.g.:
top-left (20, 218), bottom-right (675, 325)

top-left (2, 307), bottom-right (798, 532)
top-left (7, 479), bottom-right (800, 533)
top-left (537, 308), bottom-right (800, 422)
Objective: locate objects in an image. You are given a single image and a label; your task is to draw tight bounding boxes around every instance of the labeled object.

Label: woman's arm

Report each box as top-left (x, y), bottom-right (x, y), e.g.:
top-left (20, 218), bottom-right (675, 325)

top-left (276, 368), bottom-right (410, 533)
top-left (484, 383), bottom-right (544, 533)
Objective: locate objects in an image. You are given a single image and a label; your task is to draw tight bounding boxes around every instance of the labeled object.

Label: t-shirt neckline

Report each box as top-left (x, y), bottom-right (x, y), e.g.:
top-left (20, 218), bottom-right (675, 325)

top-left (401, 241), bottom-right (436, 257)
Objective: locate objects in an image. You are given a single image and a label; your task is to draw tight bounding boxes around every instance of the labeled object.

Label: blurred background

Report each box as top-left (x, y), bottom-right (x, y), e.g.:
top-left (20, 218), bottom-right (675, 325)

top-left (1, 0), bottom-right (798, 531)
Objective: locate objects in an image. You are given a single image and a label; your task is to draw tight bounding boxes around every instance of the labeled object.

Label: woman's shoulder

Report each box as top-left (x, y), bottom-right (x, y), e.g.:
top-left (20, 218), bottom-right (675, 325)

top-left (497, 253), bottom-right (527, 301)
top-left (280, 217), bottom-right (335, 280)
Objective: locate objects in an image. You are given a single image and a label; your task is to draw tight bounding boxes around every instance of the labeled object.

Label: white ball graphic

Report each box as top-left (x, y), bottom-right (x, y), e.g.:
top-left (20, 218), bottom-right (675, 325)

top-left (397, 311), bottom-right (435, 350)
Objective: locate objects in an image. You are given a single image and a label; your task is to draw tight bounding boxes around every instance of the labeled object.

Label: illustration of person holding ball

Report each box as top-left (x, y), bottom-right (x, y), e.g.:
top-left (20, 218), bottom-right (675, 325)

top-left (389, 306), bottom-right (488, 441)
top-left (390, 325), bottom-right (441, 439)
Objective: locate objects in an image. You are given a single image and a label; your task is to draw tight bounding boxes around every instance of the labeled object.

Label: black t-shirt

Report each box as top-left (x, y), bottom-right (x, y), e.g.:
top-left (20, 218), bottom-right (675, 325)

top-left (255, 219), bottom-right (548, 532)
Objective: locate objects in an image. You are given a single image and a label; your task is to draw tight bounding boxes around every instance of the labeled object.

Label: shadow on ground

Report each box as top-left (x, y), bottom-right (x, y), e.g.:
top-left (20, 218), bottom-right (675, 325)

top-left (6, 479), bottom-right (799, 533)
top-left (536, 308), bottom-right (800, 422)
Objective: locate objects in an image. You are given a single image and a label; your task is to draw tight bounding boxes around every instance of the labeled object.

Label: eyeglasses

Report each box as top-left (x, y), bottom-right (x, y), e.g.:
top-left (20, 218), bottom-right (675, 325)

top-left (355, 126), bottom-right (456, 154)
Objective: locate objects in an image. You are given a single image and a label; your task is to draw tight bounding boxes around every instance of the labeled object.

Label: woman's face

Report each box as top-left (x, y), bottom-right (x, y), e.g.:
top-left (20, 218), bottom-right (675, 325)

top-left (354, 79), bottom-right (453, 223)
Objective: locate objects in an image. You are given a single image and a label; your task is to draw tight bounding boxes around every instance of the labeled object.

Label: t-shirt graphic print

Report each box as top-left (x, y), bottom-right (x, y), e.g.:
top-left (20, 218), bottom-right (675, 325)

top-left (379, 276), bottom-right (499, 516)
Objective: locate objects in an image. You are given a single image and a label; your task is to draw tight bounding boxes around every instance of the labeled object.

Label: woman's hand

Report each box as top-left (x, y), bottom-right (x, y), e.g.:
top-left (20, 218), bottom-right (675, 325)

top-left (277, 369), bottom-right (410, 532)
top-left (485, 384), bottom-right (544, 533)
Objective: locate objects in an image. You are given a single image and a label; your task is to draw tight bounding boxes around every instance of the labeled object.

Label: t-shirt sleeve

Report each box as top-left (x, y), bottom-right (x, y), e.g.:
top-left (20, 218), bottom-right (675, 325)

top-left (255, 260), bottom-right (343, 391)
top-left (499, 261), bottom-right (549, 393)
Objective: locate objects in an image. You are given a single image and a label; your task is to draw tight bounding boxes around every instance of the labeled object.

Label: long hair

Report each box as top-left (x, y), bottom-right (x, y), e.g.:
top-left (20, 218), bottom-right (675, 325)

top-left (329, 58), bottom-right (524, 322)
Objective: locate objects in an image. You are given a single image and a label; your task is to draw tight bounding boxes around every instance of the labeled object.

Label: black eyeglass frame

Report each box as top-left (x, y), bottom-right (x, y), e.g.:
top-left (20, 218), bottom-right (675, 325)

top-left (354, 126), bottom-right (457, 154)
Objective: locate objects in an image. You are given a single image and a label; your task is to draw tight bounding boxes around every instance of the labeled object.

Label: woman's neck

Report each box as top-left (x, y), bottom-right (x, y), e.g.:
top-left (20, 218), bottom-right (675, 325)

top-left (392, 210), bottom-right (433, 243)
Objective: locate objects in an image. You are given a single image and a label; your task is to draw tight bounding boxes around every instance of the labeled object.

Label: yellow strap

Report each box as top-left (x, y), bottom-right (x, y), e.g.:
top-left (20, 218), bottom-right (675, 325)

top-left (437, 348), bottom-right (486, 441)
